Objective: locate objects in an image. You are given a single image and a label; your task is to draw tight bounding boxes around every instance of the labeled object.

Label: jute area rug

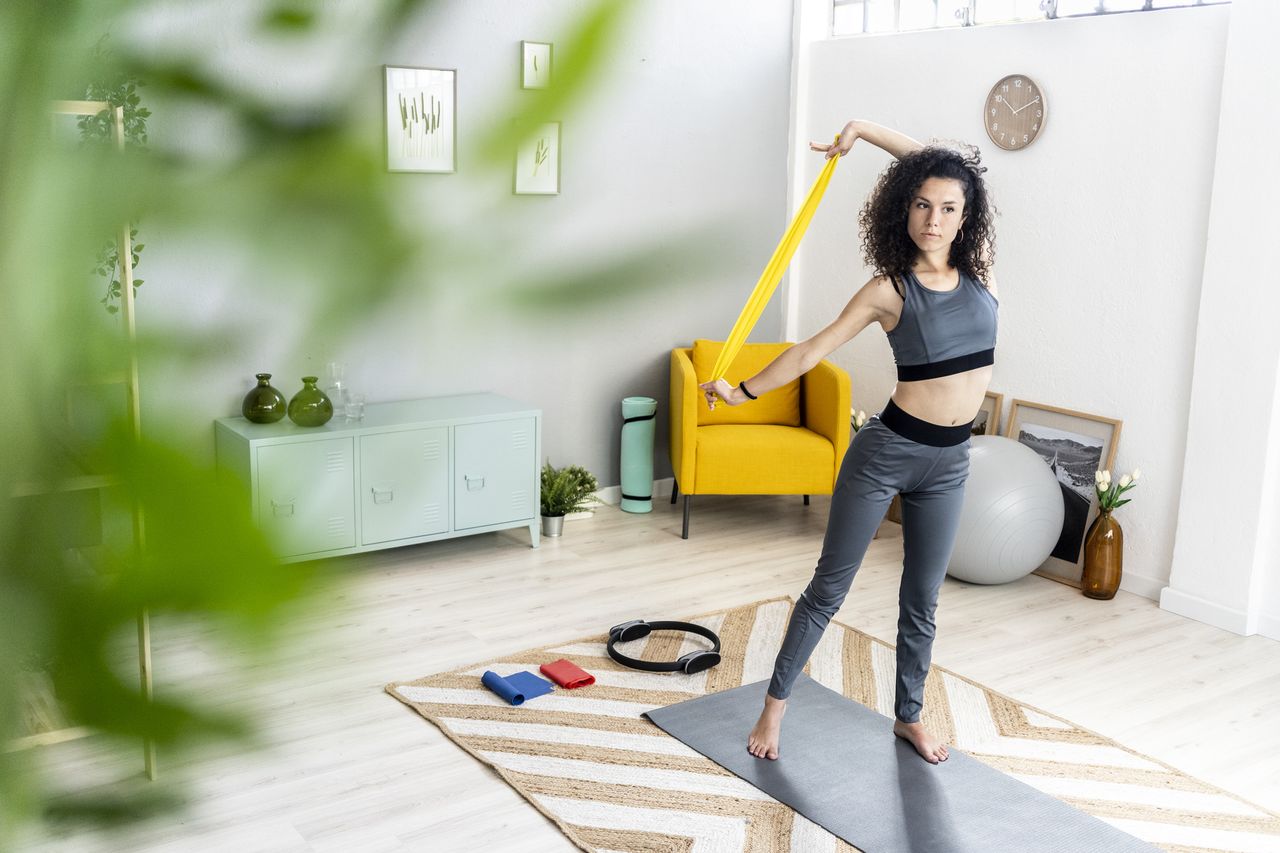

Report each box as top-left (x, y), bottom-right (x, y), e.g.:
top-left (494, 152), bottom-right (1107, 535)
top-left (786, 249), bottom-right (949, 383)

top-left (386, 596), bottom-right (1280, 853)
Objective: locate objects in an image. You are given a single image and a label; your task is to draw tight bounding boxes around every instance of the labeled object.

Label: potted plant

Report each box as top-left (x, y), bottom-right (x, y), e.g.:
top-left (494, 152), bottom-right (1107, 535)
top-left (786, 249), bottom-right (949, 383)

top-left (540, 462), bottom-right (601, 537)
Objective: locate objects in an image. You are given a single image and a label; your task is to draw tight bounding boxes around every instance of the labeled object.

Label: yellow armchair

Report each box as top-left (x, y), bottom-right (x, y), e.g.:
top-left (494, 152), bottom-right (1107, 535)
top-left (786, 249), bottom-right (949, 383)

top-left (669, 341), bottom-right (851, 538)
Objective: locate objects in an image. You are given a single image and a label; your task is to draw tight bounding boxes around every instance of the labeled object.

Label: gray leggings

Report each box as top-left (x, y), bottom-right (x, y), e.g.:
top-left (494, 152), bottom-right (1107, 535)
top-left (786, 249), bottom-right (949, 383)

top-left (767, 401), bottom-right (971, 723)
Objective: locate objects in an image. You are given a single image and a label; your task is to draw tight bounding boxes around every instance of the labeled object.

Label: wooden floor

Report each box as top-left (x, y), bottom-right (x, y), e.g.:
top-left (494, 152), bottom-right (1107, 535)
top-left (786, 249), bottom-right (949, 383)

top-left (22, 493), bottom-right (1280, 852)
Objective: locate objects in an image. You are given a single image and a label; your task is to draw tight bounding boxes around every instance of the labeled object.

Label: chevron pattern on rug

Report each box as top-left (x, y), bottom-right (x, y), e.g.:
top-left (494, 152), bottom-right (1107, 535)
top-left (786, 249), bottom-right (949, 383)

top-left (387, 596), bottom-right (1280, 853)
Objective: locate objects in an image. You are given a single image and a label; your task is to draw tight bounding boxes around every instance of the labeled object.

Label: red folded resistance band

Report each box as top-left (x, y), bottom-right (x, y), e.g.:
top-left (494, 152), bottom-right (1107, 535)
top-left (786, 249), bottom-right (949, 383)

top-left (540, 658), bottom-right (595, 689)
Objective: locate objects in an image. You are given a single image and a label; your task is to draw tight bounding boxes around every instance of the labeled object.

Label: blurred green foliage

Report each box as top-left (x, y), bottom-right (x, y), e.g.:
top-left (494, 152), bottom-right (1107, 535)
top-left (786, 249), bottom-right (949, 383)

top-left (0, 0), bottom-right (700, 844)
top-left (78, 42), bottom-right (150, 315)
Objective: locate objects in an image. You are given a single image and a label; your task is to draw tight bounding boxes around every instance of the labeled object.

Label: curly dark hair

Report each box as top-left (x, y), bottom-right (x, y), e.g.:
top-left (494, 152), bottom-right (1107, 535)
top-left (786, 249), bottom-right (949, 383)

top-left (858, 141), bottom-right (997, 287)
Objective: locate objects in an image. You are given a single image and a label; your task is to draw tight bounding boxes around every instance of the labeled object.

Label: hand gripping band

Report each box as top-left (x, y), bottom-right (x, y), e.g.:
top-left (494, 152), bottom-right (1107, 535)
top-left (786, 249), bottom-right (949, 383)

top-left (607, 619), bottom-right (722, 674)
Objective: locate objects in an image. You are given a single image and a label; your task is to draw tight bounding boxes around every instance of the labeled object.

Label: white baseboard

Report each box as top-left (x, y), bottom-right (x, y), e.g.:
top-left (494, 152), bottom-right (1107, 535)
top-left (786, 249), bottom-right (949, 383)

top-left (1115, 570), bottom-right (1164, 602)
top-left (592, 478), bottom-right (675, 507)
top-left (1159, 585), bottom-right (1251, 635)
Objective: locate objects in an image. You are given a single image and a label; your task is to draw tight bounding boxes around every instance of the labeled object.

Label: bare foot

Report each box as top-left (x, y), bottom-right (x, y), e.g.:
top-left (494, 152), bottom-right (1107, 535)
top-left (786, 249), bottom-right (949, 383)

top-left (747, 694), bottom-right (787, 760)
top-left (893, 719), bottom-right (950, 764)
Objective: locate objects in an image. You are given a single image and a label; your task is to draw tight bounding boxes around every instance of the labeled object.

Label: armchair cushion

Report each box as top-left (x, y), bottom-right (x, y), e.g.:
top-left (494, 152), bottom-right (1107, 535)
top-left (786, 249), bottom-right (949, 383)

top-left (694, 425), bottom-right (836, 494)
top-left (690, 339), bottom-right (800, 427)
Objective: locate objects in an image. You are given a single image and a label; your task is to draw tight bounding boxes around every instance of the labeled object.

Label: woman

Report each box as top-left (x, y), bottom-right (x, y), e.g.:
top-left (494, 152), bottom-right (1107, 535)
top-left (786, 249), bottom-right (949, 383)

top-left (700, 119), bottom-right (1000, 765)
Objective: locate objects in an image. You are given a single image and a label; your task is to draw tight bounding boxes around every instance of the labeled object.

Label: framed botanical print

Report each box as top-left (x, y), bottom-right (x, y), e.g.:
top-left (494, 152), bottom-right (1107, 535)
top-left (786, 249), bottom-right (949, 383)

top-left (514, 122), bottom-right (560, 195)
top-left (384, 65), bottom-right (456, 173)
top-left (1005, 399), bottom-right (1123, 587)
top-left (522, 41), bottom-right (553, 89)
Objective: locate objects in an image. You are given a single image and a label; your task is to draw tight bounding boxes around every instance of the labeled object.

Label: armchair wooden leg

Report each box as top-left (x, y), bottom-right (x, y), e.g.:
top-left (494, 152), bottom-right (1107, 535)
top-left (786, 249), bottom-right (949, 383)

top-left (803, 494), bottom-right (810, 506)
top-left (671, 481), bottom-right (679, 504)
top-left (682, 495), bottom-right (691, 539)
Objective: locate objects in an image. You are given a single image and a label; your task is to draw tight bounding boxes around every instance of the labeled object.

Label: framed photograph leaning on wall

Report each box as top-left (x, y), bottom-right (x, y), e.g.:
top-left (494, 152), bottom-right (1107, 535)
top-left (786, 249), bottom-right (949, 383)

top-left (384, 65), bottom-right (456, 173)
top-left (1005, 400), bottom-right (1123, 587)
top-left (972, 390), bottom-right (1004, 437)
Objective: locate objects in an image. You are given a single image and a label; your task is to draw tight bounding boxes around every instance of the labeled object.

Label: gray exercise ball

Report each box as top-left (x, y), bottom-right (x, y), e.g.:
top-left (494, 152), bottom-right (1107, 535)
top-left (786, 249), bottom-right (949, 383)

top-left (947, 435), bottom-right (1064, 585)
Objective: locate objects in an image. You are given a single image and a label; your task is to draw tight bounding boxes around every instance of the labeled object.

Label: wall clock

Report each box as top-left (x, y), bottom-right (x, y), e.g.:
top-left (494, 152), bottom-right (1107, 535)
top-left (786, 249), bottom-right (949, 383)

top-left (984, 74), bottom-right (1046, 151)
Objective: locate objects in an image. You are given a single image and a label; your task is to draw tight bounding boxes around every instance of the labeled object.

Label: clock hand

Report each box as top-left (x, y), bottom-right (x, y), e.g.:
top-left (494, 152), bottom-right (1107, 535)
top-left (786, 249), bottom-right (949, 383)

top-left (1012, 96), bottom-right (1041, 115)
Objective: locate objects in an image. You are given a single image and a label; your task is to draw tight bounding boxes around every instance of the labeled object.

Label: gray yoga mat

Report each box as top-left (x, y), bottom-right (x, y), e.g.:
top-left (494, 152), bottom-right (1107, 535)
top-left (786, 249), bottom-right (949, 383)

top-left (643, 673), bottom-right (1160, 853)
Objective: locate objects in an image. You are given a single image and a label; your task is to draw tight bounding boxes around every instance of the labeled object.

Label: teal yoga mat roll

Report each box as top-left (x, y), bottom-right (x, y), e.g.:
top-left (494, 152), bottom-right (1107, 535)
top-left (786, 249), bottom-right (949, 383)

top-left (620, 396), bottom-right (657, 514)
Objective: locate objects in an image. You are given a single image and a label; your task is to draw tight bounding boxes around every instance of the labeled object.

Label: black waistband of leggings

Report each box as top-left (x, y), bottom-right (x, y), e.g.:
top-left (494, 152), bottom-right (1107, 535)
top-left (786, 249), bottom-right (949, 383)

top-left (879, 398), bottom-right (973, 447)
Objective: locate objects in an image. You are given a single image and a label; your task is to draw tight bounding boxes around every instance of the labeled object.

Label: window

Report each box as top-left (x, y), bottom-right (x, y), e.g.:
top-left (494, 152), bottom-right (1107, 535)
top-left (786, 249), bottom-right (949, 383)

top-left (832, 0), bottom-right (1230, 36)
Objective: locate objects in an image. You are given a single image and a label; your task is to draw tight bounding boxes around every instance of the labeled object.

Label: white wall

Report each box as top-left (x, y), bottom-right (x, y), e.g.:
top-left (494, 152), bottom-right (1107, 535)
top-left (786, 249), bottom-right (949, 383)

top-left (134, 0), bottom-right (796, 485)
top-left (1163, 0), bottom-right (1280, 638)
top-left (788, 6), bottom-right (1232, 604)
top-left (1258, 367), bottom-right (1280, 636)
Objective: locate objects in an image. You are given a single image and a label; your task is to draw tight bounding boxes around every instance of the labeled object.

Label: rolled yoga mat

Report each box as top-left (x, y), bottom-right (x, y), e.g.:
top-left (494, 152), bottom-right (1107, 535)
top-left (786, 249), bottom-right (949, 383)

top-left (643, 673), bottom-right (1162, 853)
top-left (620, 396), bottom-right (657, 514)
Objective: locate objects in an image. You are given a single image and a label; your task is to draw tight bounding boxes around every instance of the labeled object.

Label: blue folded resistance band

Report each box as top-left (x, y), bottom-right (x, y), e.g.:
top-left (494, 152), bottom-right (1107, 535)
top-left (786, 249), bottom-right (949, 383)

top-left (482, 670), bottom-right (554, 706)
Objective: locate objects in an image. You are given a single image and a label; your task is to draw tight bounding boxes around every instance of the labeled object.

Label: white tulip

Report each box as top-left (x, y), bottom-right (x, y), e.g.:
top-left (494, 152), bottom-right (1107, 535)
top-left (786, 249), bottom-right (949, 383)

top-left (1119, 474), bottom-right (1131, 488)
top-left (1094, 470), bottom-right (1104, 483)
top-left (1132, 468), bottom-right (1141, 482)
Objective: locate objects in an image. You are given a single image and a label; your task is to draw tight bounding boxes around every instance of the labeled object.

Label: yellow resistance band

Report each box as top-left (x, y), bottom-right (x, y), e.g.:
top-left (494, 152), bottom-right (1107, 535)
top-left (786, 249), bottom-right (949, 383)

top-left (707, 136), bottom-right (843, 388)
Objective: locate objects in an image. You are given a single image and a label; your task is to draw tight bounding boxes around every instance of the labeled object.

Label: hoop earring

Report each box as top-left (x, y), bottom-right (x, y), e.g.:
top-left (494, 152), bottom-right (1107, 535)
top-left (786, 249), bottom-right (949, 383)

top-left (954, 228), bottom-right (964, 244)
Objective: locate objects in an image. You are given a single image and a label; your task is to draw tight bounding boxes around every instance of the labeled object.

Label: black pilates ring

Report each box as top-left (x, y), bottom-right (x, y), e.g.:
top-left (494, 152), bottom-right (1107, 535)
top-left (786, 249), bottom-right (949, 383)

top-left (607, 619), bottom-right (722, 674)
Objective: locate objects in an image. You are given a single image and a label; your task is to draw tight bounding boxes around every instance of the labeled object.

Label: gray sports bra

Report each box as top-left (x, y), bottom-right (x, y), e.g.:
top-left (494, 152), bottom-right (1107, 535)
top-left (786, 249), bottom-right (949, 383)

top-left (885, 268), bottom-right (998, 381)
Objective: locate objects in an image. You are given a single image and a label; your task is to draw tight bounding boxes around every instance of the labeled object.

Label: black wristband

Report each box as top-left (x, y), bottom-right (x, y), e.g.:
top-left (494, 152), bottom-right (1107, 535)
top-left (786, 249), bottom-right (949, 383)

top-left (738, 380), bottom-right (758, 401)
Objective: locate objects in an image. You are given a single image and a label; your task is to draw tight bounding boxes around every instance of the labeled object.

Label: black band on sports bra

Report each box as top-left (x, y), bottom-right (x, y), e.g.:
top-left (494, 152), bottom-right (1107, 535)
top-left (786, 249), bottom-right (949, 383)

top-left (896, 348), bottom-right (995, 382)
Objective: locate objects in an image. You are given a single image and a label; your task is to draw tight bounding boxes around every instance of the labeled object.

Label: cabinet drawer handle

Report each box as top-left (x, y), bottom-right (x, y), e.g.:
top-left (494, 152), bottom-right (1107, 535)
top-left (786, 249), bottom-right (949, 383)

top-left (465, 474), bottom-right (485, 491)
top-left (371, 486), bottom-right (394, 505)
top-left (271, 498), bottom-right (295, 518)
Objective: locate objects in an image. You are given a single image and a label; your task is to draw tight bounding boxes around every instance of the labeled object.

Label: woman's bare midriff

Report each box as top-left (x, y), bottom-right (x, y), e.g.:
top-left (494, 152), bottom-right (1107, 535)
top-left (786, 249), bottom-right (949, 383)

top-left (890, 367), bottom-right (992, 427)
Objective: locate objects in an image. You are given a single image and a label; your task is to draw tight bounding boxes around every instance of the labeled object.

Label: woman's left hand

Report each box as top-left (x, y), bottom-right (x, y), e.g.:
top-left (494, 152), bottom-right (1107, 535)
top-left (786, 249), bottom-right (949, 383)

top-left (698, 378), bottom-right (737, 410)
top-left (810, 122), bottom-right (859, 160)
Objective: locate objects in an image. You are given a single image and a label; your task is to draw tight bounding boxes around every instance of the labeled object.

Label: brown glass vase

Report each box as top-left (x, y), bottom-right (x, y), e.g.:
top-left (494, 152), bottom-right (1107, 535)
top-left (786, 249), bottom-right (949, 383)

top-left (1081, 510), bottom-right (1123, 600)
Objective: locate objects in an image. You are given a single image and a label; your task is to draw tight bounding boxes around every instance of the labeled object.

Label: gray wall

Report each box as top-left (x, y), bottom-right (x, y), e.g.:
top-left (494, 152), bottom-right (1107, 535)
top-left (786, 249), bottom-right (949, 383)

top-left (135, 0), bottom-right (796, 485)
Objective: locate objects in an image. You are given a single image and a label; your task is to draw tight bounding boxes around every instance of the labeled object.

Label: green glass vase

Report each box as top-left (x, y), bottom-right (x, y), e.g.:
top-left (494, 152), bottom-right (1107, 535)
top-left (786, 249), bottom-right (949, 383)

top-left (241, 373), bottom-right (286, 424)
top-left (287, 376), bottom-right (333, 427)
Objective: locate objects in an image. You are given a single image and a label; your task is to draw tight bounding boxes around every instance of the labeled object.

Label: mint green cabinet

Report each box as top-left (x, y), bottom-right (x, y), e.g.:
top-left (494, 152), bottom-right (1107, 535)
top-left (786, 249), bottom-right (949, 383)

top-left (215, 393), bottom-right (540, 561)
top-left (455, 418), bottom-right (536, 530)
top-left (257, 437), bottom-right (357, 555)
top-left (360, 427), bottom-right (449, 545)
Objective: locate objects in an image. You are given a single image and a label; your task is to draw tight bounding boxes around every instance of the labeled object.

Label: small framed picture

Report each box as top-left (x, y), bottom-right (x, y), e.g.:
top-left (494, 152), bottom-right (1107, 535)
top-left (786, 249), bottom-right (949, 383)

top-left (521, 41), bottom-right (553, 89)
top-left (971, 390), bottom-right (1004, 437)
top-left (1005, 399), bottom-right (1123, 587)
top-left (514, 122), bottom-right (560, 195)
top-left (384, 65), bottom-right (456, 173)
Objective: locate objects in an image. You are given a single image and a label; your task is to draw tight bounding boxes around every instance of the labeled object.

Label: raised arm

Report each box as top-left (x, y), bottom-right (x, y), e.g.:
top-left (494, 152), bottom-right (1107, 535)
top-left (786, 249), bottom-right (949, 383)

top-left (811, 119), bottom-right (926, 161)
top-left (700, 275), bottom-right (899, 409)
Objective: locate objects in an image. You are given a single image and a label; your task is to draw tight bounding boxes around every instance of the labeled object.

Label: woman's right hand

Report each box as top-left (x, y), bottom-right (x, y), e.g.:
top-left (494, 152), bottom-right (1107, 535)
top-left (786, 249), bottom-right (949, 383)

top-left (810, 121), bottom-right (860, 160)
top-left (698, 378), bottom-right (739, 411)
